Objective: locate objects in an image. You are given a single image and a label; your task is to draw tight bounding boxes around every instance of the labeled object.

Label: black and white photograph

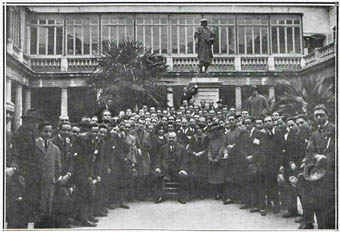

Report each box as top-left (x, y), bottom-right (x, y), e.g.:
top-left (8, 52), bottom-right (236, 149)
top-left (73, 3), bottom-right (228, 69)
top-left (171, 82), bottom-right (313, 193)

top-left (2, 1), bottom-right (338, 230)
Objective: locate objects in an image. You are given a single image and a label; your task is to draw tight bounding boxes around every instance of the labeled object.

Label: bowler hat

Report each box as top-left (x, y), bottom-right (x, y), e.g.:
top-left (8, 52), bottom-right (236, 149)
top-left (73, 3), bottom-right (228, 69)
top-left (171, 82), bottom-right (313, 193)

top-left (21, 108), bottom-right (43, 121)
top-left (303, 163), bottom-right (326, 181)
top-left (200, 18), bottom-right (208, 22)
top-left (251, 85), bottom-right (258, 91)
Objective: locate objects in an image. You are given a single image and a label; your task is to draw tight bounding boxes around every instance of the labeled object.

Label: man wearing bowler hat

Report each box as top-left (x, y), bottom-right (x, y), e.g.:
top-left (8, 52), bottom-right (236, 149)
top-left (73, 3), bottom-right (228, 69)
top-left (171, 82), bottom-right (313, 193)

top-left (301, 104), bottom-right (335, 229)
top-left (194, 18), bottom-right (215, 73)
top-left (11, 108), bottom-right (43, 227)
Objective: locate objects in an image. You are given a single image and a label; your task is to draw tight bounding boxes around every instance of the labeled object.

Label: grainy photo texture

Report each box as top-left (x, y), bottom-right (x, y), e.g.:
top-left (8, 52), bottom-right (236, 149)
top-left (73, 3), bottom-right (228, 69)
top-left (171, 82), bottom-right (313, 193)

top-left (4, 2), bottom-right (337, 230)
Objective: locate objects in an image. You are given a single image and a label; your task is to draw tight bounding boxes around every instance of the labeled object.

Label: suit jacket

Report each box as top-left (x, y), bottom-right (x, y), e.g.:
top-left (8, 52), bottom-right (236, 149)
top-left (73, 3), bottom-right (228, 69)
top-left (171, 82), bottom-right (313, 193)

top-left (51, 135), bottom-right (73, 177)
top-left (134, 129), bottom-right (152, 176)
top-left (157, 142), bottom-right (188, 174)
top-left (177, 127), bottom-right (195, 145)
top-left (35, 137), bottom-right (62, 215)
top-left (245, 128), bottom-right (266, 171)
top-left (263, 127), bottom-right (283, 172)
top-left (280, 128), bottom-right (299, 176)
top-left (189, 133), bottom-right (209, 174)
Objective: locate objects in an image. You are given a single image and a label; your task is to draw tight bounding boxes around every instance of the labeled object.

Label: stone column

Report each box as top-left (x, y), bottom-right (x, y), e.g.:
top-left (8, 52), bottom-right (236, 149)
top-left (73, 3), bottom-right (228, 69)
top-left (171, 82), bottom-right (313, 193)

top-left (61, 88), bottom-right (68, 117)
top-left (24, 88), bottom-right (31, 114)
top-left (167, 87), bottom-right (174, 108)
top-left (14, 84), bottom-right (23, 130)
top-left (235, 86), bottom-right (242, 112)
top-left (269, 86), bottom-right (275, 103)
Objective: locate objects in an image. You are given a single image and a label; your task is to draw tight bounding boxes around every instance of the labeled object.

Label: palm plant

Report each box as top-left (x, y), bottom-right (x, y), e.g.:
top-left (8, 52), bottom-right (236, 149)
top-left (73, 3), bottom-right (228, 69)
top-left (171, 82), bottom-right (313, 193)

top-left (272, 75), bottom-right (335, 121)
top-left (88, 39), bottom-right (168, 112)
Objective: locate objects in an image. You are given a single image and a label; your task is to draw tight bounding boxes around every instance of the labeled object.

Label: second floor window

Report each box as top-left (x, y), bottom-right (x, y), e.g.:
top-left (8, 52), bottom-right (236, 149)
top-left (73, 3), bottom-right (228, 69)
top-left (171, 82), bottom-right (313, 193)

top-left (30, 18), bottom-right (63, 55)
top-left (7, 7), bottom-right (21, 48)
top-left (66, 16), bottom-right (99, 56)
top-left (102, 15), bottom-right (134, 46)
top-left (271, 16), bottom-right (302, 54)
top-left (237, 16), bottom-right (269, 55)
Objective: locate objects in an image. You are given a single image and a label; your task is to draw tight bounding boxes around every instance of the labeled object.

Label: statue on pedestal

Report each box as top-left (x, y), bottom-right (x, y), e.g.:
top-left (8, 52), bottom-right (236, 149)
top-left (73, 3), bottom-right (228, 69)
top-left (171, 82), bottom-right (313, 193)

top-left (194, 19), bottom-right (215, 73)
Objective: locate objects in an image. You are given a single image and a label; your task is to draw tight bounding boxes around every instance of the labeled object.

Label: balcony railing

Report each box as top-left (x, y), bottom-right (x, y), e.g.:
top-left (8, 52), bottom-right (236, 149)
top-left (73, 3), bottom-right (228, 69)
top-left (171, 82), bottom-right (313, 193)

top-left (14, 43), bottom-right (335, 73)
top-left (303, 42), bottom-right (335, 68)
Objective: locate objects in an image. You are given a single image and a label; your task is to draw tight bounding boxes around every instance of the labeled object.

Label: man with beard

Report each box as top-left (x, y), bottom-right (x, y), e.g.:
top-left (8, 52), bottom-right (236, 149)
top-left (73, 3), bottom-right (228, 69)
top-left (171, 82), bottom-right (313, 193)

top-left (155, 132), bottom-right (189, 204)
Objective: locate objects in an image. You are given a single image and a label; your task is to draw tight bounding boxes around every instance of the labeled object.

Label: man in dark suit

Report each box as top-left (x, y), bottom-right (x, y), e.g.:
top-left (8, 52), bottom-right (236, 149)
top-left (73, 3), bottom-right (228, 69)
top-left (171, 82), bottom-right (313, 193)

top-left (180, 85), bottom-right (198, 105)
top-left (263, 115), bottom-right (282, 214)
top-left (12, 108), bottom-right (43, 227)
top-left (280, 118), bottom-right (300, 218)
top-left (302, 104), bottom-right (335, 229)
top-left (244, 117), bottom-right (267, 216)
top-left (51, 122), bottom-right (74, 228)
top-left (188, 124), bottom-right (209, 198)
top-left (154, 132), bottom-right (189, 204)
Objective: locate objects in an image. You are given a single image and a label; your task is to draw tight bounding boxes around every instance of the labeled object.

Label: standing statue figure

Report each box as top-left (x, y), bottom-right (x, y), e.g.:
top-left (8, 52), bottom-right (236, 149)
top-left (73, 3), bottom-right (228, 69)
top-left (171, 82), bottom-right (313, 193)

top-left (194, 19), bottom-right (215, 73)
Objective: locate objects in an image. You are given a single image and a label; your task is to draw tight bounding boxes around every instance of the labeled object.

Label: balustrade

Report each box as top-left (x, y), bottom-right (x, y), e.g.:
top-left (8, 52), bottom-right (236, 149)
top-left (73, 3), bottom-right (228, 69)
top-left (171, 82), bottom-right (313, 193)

top-left (274, 57), bottom-right (302, 71)
top-left (68, 58), bottom-right (98, 72)
top-left (31, 58), bottom-right (61, 72)
top-left (241, 57), bottom-right (268, 71)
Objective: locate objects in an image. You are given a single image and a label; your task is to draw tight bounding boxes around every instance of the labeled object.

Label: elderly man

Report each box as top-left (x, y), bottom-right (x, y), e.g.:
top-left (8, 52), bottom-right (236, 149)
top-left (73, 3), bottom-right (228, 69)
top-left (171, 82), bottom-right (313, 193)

top-left (154, 132), bottom-right (189, 204)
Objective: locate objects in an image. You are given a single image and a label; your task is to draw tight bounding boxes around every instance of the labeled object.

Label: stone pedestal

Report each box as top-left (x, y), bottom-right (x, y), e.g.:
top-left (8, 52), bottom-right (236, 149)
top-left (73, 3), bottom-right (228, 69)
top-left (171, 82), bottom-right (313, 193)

top-left (189, 74), bottom-right (222, 107)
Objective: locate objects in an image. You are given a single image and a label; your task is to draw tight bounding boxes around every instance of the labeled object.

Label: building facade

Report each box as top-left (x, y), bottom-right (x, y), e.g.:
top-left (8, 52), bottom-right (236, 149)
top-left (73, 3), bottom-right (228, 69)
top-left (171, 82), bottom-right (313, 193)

top-left (5, 4), bottom-right (336, 130)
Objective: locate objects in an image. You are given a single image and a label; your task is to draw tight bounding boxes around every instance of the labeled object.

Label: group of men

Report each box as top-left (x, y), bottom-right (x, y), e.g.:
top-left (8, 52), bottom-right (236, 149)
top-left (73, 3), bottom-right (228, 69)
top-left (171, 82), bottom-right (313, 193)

top-left (5, 93), bottom-right (335, 229)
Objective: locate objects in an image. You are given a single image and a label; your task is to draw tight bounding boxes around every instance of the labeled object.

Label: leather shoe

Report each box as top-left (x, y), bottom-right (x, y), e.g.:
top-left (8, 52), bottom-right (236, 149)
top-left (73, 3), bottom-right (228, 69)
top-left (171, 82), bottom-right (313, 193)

top-left (80, 220), bottom-right (97, 227)
top-left (88, 216), bottom-right (99, 223)
top-left (214, 195), bottom-right (221, 200)
top-left (178, 199), bottom-right (186, 204)
top-left (260, 210), bottom-right (267, 216)
top-left (223, 198), bottom-right (234, 205)
top-left (250, 208), bottom-right (260, 213)
top-left (240, 204), bottom-right (251, 209)
top-left (282, 212), bottom-right (299, 218)
top-left (94, 211), bottom-right (107, 217)
top-left (119, 203), bottom-right (130, 209)
top-left (101, 208), bottom-right (109, 214)
top-left (298, 223), bottom-right (314, 229)
top-left (294, 218), bottom-right (303, 224)
top-left (107, 203), bottom-right (116, 209)
top-left (273, 207), bottom-right (280, 214)
top-left (154, 196), bottom-right (165, 204)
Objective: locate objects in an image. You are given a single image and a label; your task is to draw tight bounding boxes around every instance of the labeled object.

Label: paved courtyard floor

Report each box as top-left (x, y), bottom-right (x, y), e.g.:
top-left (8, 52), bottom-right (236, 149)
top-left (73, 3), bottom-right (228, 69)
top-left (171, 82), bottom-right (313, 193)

top-left (88, 199), bottom-right (299, 230)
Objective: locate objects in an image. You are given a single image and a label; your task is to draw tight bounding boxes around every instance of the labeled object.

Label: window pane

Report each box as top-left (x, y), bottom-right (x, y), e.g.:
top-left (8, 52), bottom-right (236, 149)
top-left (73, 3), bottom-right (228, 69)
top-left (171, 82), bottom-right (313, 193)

top-left (161, 25), bottom-right (167, 53)
top-left (287, 27), bottom-right (293, 53)
top-left (246, 27), bottom-right (253, 54)
top-left (56, 27), bottom-right (63, 55)
top-left (91, 26), bottom-right (98, 55)
top-left (39, 27), bottom-right (46, 54)
top-left (145, 25), bottom-right (152, 50)
top-left (221, 26), bottom-right (227, 53)
top-left (179, 26), bottom-right (185, 53)
top-left (272, 26), bottom-right (278, 54)
top-left (187, 26), bottom-right (193, 54)
top-left (228, 27), bottom-right (235, 54)
top-left (67, 26), bottom-right (74, 55)
top-left (238, 26), bottom-right (245, 54)
top-left (118, 26), bottom-right (125, 43)
top-left (75, 26), bottom-right (82, 55)
top-left (172, 26), bottom-right (178, 53)
top-left (254, 27), bottom-right (260, 54)
top-left (30, 27), bottom-right (37, 55)
top-left (84, 26), bottom-right (90, 54)
top-left (213, 26), bottom-right (219, 54)
top-left (48, 27), bottom-right (55, 55)
top-left (137, 26), bottom-right (143, 44)
top-left (261, 27), bottom-right (268, 54)
top-left (294, 27), bottom-right (301, 54)
top-left (153, 26), bottom-right (160, 53)
top-left (126, 26), bottom-right (133, 41)
top-left (102, 26), bottom-right (109, 42)
top-left (279, 27), bottom-right (285, 53)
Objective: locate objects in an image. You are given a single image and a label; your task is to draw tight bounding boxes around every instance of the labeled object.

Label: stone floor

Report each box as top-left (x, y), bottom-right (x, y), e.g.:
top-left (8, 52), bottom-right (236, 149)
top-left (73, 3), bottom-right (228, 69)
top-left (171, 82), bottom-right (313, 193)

top-left (85, 199), bottom-right (299, 230)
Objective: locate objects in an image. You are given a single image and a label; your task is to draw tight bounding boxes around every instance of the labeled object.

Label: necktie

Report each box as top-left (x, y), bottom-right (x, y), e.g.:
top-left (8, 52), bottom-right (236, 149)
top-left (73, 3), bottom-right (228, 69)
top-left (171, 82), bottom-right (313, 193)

top-left (45, 140), bottom-right (48, 152)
